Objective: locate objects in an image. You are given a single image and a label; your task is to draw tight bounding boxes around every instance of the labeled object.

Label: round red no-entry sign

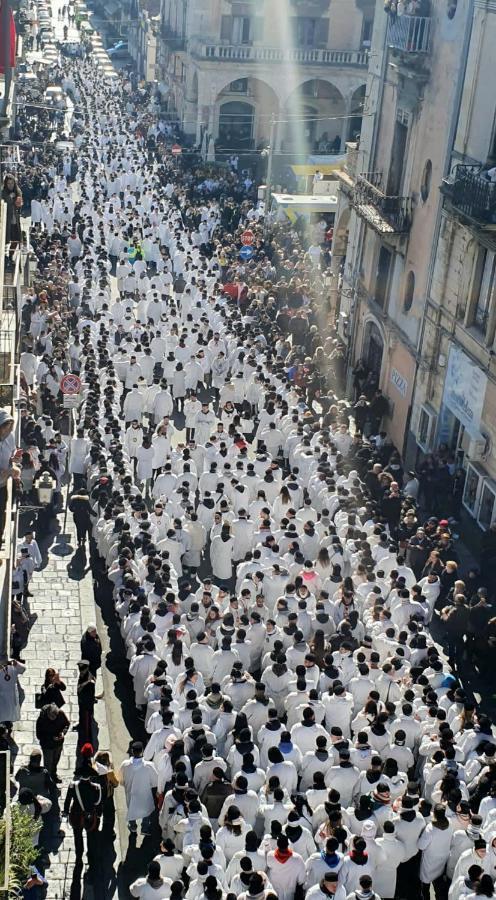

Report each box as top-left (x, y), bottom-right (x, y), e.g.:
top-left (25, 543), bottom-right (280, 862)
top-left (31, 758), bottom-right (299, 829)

top-left (171, 144), bottom-right (182, 156)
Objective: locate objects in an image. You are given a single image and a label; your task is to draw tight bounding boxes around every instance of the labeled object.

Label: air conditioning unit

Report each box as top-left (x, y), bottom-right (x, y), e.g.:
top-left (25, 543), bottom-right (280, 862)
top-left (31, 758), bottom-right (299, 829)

top-left (467, 435), bottom-right (489, 462)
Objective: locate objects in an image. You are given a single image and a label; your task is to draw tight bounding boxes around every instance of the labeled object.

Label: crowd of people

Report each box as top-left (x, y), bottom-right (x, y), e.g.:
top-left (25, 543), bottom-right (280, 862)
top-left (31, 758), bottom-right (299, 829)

top-left (0, 23), bottom-right (495, 900)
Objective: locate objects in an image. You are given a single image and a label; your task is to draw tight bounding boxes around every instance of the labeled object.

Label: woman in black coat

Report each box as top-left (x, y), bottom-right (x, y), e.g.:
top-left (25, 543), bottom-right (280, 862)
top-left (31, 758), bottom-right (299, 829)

top-left (80, 625), bottom-right (102, 677)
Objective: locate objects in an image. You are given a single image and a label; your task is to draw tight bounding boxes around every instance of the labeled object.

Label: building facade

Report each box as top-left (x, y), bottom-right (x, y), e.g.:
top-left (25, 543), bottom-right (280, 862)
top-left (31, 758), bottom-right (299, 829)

top-left (157, 0), bottom-right (374, 153)
top-left (128, 0), bottom-right (160, 81)
top-left (410, 0), bottom-right (496, 530)
top-left (334, 0), bottom-right (496, 531)
top-left (333, 0), bottom-right (472, 454)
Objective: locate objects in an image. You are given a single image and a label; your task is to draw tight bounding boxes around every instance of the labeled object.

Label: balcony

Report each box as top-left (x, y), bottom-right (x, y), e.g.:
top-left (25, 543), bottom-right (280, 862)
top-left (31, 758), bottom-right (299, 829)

top-left (388, 15), bottom-right (431, 54)
top-left (160, 21), bottom-right (185, 51)
top-left (352, 172), bottom-right (412, 235)
top-left (197, 44), bottom-right (368, 66)
top-left (448, 165), bottom-right (496, 229)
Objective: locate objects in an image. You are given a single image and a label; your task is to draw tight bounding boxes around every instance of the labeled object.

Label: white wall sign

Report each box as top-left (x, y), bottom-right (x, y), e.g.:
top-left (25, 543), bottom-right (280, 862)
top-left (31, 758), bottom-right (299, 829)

top-left (443, 345), bottom-right (488, 438)
top-left (390, 367), bottom-right (408, 397)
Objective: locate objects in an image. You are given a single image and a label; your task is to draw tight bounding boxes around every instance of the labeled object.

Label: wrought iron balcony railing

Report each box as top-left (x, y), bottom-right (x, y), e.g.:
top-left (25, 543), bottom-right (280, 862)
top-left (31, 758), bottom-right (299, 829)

top-left (388, 15), bottom-right (431, 53)
top-left (353, 172), bottom-right (412, 235)
top-left (450, 165), bottom-right (496, 226)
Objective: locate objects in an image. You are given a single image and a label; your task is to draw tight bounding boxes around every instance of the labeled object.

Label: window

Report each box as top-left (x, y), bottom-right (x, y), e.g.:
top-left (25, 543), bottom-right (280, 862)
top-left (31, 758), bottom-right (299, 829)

top-left (221, 15), bottom-right (262, 43)
top-left (361, 18), bottom-right (373, 48)
top-left (403, 270), bottom-right (415, 312)
top-left (478, 480), bottom-right (496, 530)
top-left (417, 406), bottom-right (436, 453)
top-left (229, 78), bottom-right (248, 94)
top-left (463, 462), bottom-right (484, 517)
top-left (470, 247), bottom-right (495, 333)
top-left (294, 16), bottom-right (320, 47)
top-left (232, 15), bottom-right (252, 43)
top-left (374, 246), bottom-right (392, 309)
top-left (387, 117), bottom-right (408, 196)
top-left (447, 0), bottom-right (457, 18)
top-left (420, 159), bottom-right (432, 202)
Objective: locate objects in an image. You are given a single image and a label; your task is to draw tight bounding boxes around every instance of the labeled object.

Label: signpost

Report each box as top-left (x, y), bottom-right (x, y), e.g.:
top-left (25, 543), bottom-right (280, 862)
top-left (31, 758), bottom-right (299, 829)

top-left (171, 144), bottom-right (182, 156)
top-left (239, 246), bottom-right (254, 260)
top-left (241, 229), bottom-right (255, 246)
top-left (60, 373), bottom-right (82, 395)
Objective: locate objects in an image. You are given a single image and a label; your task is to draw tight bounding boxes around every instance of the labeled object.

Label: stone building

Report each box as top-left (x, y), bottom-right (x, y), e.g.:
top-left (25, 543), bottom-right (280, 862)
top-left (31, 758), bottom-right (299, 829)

top-left (156, 0), bottom-right (373, 153)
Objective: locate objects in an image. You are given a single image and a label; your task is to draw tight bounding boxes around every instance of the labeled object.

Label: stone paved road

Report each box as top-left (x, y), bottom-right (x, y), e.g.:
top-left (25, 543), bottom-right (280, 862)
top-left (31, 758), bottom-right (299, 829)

top-left (13, 508), bottom-right (119, 899)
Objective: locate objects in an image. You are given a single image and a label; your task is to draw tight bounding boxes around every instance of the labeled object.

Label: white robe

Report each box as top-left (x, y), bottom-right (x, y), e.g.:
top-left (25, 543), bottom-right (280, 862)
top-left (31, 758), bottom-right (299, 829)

top-left (120, 757), bottom-right (158, 821)
top-left (210, 535), bottom-right (234, 580)
top-left (0, 662), bottom-right (25, 722)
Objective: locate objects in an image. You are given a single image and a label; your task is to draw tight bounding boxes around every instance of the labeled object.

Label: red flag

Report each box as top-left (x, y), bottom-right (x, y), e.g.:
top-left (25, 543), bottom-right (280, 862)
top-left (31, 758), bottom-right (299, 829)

top-left (0, 2), bottom-right (16, 75)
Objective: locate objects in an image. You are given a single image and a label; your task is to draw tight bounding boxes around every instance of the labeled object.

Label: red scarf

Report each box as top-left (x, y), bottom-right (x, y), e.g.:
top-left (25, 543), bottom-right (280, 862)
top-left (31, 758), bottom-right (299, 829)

top-left (275, 848), bottom-right (293, 863)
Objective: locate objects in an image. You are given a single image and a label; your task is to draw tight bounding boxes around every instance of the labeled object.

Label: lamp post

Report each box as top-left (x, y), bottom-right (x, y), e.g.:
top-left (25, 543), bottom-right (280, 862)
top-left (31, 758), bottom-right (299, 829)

top-left (262, 114), bottom-right (276, 239)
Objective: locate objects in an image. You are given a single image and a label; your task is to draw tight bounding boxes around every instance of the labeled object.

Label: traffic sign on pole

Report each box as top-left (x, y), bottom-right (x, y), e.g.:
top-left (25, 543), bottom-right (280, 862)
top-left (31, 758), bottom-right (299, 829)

top-left (171, 144), bottom-right (182, 156)
top-left (241, 229), bottom-right (255, 246)
top-left (60, 373), bottom-right (82, 395)
top-left (239, 246), bottom-right (254, 260)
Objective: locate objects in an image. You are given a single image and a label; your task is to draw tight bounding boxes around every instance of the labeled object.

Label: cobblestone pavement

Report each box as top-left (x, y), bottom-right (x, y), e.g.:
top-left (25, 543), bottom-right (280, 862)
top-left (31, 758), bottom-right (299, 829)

top-left (13, 510), bottom-right (119, 899)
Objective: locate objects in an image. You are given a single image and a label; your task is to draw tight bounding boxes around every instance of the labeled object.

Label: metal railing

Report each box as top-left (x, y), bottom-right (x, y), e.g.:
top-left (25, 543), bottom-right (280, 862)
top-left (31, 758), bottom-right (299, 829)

top-left (353, 172), bottom-right (412, 234)
top-left (451, 165), bottom-right (496, 225)
top-left (388, 15), bottom-right (431, 53)
top-left (199, 44), bottom-right (369, 66)
top-left (0, 750), bottom-right (11, 892)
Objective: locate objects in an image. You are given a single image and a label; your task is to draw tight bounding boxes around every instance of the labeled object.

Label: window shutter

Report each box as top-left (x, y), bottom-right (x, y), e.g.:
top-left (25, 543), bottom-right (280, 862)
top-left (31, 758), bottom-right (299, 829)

top-left (314, 16), bottom-right (329, 46)
top-left (252, 16), bottom-right (264, 41)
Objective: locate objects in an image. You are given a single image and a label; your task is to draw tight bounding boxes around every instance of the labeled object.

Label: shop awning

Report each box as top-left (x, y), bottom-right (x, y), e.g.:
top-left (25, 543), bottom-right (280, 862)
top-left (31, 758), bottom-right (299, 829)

top-left (291, 157), bottom-right (346, 176)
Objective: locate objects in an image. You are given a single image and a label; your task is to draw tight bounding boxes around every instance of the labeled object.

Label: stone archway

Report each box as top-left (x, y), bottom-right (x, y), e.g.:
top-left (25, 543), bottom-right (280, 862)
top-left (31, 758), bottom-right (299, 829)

top-left (214, 76), bottom-right (279, 151)
top-left (217, 100), bottom-right (255, 151)
top-left (362, 318), bottom-right (385, 384)
top-left (282, 78), bottom-right (345, 153)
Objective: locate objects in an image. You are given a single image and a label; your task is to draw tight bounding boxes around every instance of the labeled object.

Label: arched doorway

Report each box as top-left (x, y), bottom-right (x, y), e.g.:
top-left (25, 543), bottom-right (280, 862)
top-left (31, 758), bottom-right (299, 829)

top-left (215, 77), bottom-right (279, 152)
top-left (347, 85), bottom-right (366, 143)
top-left (282, 79), bottom-right (345, 153)
top-left (218, 100), bottom-right (254, 150)
top-left (363, 320), bottom-right (384, 383)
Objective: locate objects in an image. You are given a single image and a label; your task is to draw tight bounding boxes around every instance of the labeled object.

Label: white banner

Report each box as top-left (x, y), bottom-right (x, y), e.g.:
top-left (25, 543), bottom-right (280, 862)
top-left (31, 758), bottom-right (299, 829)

top-left (443, 345), bottom-right (488, 438)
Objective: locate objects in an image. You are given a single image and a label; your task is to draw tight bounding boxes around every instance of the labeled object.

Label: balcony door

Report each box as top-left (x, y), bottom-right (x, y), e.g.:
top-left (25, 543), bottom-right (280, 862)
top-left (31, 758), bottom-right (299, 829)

top-left (363, 321), bottom-right (384, 384)
top-left (387, 118), bottom-right (408, 196)
top-left (374, 245), bottom-right (392, 310)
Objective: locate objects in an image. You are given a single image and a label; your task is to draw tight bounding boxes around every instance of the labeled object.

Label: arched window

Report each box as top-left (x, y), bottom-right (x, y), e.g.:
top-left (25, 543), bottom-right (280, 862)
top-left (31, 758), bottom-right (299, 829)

top-left (420, 160), bottom-right (432, 202)
top-left (404, 271), bottom-right (415, 312)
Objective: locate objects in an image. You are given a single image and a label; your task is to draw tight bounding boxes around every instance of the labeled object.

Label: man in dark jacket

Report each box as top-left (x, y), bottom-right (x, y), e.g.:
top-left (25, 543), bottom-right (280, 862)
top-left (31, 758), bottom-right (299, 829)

top-left (15, 748), bottom-right (55, 798)
top-left (63, 762), bottom-right (102, 869)
top-left (35, 703), bottom-right (70, 780)
top-left (69, 488), bottom-right (96, 546)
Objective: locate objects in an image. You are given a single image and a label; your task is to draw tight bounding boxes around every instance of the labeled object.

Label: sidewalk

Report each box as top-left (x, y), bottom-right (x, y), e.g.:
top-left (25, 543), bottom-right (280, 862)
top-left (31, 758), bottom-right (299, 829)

top-left (13, 508), bottom-right (119, 899)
